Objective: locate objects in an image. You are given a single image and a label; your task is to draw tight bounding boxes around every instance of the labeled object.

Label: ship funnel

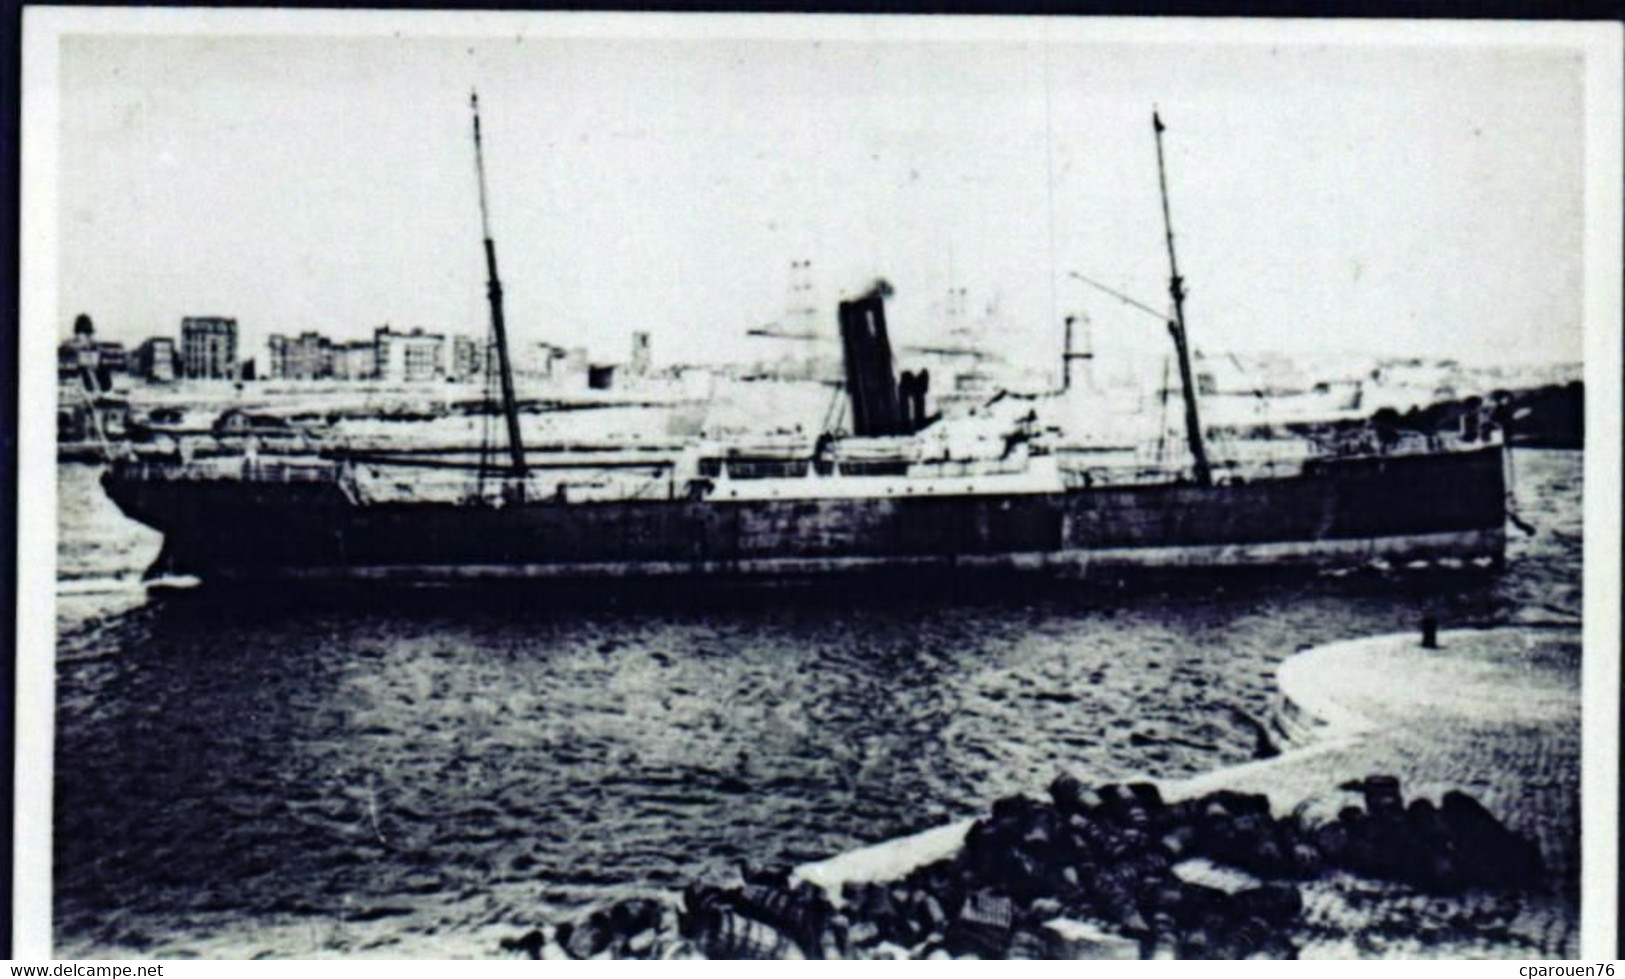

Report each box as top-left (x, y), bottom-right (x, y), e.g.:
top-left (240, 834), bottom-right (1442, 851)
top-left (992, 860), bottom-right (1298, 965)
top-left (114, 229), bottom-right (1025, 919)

top-left (837, 289), bottom-right (903, 437)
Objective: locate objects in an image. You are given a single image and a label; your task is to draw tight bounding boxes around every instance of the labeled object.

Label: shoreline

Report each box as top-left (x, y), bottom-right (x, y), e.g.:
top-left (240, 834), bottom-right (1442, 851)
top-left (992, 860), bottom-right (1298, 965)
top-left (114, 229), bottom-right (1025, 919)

top-left (787, 624), bottom-right (1580, 958)
top-left (49, 625), bottom-right (1582, 959)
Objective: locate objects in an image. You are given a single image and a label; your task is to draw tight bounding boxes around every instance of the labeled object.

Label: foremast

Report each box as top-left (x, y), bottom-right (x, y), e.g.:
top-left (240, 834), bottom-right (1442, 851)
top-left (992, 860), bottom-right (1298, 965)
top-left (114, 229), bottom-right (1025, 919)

top-left (1153, 110), bottom-right (1212, 487)
top-left (471, 91), bottom-right (528, 483)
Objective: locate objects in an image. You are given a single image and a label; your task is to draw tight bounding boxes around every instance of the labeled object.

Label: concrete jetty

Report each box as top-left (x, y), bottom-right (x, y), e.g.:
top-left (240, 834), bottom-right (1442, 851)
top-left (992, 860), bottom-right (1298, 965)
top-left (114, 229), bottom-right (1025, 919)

top-left (793, 625), bottom-right (1581, 958)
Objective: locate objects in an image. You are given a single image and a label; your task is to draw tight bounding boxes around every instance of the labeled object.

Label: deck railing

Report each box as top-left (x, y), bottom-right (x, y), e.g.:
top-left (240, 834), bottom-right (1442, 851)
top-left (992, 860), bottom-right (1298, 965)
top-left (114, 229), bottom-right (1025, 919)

top-left (113, 458), bottom-right (341, 484)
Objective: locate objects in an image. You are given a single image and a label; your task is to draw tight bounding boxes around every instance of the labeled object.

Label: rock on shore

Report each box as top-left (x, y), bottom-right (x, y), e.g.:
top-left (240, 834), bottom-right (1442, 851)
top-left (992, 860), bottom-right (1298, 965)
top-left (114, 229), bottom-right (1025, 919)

top-left (500, 626), bottom-right (1579, 959)
top-left (502, 772), bottom-right (1549, 960)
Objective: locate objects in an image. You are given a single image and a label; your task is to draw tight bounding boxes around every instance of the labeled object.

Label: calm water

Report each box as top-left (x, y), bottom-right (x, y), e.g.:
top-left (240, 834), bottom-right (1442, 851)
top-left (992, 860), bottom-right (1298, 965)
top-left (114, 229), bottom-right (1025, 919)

top-left (51, 450), bottom-right (1582, 957)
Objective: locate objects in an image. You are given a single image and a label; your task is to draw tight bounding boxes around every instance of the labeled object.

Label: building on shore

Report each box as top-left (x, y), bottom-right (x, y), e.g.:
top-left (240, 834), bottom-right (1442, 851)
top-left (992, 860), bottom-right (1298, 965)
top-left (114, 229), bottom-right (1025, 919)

top-left (57, 342), bottom-right (82, 379)
top-left (450, 335), bottom-right (485, 383)
top-left (181, 316), bottom-right (239, 380)
top-left (57, 315), bottom-right (130, 441)
top-left (265, 335), bottom-right (288, 379)
top-left (58, 313), bottom-right (129, 389)
top-left (630, 331), bottom-right (652, 377)
top-left (262, 327), bottom-right (482, 383)
top-left (564, 346), bottom-right (589, 377)
top-left (267, 331), bottom-right (335, 380)
top-left (332, 340), bottom-right (379, 381)
top-left (133, 337), bottom-right (178, 383)
top-left (97, 343), bottom-right (130, 379)
top-left (375, 325), bottom-right (445, 382)
top-left (516, 341), bottom-right (565, 380)
top-left (57, 392), bottom-right (130, 443)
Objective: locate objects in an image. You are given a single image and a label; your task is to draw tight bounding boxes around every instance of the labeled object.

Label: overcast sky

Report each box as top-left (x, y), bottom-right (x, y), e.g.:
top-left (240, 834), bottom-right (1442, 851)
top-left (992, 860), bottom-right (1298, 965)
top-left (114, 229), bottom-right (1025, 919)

top-left (55, 22), bottom-right (1587, 373)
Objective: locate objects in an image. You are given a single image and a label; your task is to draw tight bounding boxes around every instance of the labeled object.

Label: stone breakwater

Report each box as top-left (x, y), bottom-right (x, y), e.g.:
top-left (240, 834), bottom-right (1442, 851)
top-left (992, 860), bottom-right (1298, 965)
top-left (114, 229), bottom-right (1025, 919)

top-left (499, 626), bottom-right (1578, 960)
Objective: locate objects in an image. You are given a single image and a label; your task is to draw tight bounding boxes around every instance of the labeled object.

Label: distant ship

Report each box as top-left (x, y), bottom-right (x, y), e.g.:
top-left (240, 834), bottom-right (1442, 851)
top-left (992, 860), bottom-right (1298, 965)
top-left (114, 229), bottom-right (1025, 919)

top-left (100, 100), bottom-right (1507, 583)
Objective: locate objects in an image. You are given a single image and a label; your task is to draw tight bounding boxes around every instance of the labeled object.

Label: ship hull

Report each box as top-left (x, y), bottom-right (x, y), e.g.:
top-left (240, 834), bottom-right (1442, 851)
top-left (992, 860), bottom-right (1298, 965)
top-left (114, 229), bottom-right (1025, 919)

top-left (103, 446), bottom-right (1508, 582)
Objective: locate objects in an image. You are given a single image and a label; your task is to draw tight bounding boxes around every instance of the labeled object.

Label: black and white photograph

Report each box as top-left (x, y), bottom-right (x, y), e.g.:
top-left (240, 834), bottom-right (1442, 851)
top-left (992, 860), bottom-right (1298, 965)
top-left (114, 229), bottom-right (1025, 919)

top-left (13, 7), bottom-right (1622, 962)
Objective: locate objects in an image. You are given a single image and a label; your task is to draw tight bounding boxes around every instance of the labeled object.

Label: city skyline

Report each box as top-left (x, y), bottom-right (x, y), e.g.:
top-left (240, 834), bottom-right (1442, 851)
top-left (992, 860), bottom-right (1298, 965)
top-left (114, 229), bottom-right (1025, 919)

top-left (55, 18), bottom-right (1590, 375)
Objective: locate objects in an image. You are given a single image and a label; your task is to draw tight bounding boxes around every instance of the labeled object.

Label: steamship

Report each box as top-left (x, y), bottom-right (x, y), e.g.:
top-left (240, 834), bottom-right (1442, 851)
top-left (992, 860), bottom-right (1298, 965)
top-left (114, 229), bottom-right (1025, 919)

top-left (99, 101), bottom-right (1508, 584)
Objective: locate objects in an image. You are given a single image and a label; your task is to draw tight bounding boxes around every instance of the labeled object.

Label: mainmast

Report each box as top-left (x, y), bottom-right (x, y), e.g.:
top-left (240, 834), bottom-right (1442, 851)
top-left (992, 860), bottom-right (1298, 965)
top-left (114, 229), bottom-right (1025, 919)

top-left (471, 91), bottom-right (528, 481)
top-left (1153, 110), bottom-right (1212, 487)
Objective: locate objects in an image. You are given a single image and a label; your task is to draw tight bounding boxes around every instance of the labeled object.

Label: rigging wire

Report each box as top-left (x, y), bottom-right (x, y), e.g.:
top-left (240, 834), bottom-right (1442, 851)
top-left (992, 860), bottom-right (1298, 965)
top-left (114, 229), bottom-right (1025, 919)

top-left (821, 380), bottom-right (848, 438)
top-left (1154, 355), bottom-right (1171, 469)
top-left (77, 368), bottom-right (115, 462)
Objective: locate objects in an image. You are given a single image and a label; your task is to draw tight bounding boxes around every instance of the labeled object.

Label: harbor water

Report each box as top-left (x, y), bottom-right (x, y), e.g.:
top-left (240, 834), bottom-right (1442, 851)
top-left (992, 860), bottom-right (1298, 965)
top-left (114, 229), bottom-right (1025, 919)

top-left (50, 449), bottom-right (1582, 957)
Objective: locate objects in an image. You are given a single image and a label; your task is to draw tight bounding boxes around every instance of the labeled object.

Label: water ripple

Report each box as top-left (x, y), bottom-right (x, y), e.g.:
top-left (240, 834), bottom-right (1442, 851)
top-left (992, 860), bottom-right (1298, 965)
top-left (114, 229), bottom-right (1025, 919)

top-left (51, 451), bottom-right (1581, 957)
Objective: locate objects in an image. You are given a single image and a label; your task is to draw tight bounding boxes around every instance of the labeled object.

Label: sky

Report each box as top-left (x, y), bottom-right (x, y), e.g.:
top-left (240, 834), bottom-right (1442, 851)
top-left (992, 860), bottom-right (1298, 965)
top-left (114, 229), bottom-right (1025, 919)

top-left (54, 20), bottom-right (1589, 375)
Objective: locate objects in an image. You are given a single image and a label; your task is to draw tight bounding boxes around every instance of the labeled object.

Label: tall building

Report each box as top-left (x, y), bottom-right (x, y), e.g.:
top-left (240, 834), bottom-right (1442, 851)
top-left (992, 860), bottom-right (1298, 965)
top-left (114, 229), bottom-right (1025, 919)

top-left (312, 335), bottom-right (335, 379)
top-left (181, 317), bottom-right (239, 380)
top-left (267, 335), bottom-right (288, 379)
top-left (374, 326), bottom-right (445, 383)
top-left (134, 337), bottom-right (177, 383)
top-left (332, 340), bottom-right (379, 381)
top-left (266, 331), bottom-right (334, 380)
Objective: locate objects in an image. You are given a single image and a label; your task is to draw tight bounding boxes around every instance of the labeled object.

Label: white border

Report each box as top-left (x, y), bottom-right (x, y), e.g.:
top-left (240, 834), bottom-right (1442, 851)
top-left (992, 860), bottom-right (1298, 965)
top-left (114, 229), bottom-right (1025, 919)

top-left (16, 9), bottom-right (1623, 961)
top-left (17, 5), bottom-right (63, 960)
top-left (1578, 23), bottom-right (1624, 962)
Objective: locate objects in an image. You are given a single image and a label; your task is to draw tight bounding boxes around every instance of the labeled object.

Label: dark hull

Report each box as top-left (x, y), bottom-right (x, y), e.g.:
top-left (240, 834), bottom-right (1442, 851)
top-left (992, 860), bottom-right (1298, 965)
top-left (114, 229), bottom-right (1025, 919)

top-left (102, 446), bottom-right (1508, 582)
